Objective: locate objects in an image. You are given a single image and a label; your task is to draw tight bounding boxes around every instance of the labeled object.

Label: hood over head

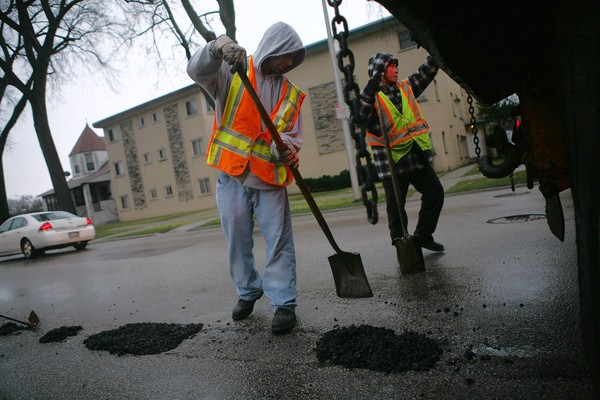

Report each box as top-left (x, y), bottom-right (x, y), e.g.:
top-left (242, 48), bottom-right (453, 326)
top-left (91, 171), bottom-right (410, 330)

top-left (254, 22), bottom-right (306, 74)
top-left (368, 52), bottom-right (398, 78)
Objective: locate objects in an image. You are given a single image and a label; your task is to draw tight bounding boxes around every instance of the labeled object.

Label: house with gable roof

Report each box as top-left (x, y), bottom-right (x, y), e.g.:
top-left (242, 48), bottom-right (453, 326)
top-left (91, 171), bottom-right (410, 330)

top-left (40, 124), bottom-right (118, 224)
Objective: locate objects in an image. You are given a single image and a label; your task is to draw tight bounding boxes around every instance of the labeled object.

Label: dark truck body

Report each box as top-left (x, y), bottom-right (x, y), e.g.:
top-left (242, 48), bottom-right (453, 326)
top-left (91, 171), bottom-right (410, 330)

top-left (374, 0), bottom-right (599, 387)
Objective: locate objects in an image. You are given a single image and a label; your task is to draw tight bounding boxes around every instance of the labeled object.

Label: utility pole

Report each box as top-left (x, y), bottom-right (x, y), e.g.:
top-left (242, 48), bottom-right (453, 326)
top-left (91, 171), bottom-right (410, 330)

top-left (321, 0), bottom-right (360, 200)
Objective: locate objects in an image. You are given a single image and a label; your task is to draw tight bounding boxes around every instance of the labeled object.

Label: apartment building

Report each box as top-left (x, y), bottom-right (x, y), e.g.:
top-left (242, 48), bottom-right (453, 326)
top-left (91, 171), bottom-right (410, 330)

top-left (94, 17), bottom-right (484, 221)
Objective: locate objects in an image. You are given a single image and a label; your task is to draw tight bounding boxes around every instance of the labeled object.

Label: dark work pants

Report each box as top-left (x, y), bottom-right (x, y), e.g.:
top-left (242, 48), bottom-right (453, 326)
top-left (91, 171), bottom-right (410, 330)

top-left (382, 162), bottom-right (444, 242)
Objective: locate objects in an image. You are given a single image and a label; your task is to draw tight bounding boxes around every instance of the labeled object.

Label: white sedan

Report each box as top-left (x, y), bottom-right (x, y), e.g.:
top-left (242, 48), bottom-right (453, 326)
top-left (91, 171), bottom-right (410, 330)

top-left (0, 211), bottom-right (96, 259)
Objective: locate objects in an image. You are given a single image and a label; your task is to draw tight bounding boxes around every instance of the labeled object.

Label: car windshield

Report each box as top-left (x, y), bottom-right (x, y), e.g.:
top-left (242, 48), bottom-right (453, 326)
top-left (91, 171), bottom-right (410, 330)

top-left (32, 211), bottom-right (76, 222)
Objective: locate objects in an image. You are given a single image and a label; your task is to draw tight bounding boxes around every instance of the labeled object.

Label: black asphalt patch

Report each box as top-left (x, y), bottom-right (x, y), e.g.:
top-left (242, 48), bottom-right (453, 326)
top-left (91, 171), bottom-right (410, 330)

top-left (39, 326), bottom-right (83, 343)
top-left (83, 322), bottom-right (203, 356)
top-left (0, 322), bottom-right (28, 336)
top-left (315, 324), bottom-right (443, 373)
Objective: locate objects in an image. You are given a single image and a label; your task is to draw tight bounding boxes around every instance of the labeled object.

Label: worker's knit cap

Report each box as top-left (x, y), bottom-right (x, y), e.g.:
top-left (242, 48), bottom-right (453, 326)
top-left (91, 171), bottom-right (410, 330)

top-left (367, 52), bottom-right (398, 78)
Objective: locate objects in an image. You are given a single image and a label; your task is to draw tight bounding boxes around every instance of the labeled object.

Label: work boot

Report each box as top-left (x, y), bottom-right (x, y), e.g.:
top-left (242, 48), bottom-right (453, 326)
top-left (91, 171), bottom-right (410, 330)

top-left (414, 234), bottom-right (445, 252)
top-left (232, 291), bottom-right (263, 321)
top-left (271, 308), bottom-right (296, 334)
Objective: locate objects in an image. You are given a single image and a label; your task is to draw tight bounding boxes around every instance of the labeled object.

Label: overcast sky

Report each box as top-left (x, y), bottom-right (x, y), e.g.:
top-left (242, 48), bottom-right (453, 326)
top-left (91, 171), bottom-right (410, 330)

top-left (4, 0), bottom-right (390, 199)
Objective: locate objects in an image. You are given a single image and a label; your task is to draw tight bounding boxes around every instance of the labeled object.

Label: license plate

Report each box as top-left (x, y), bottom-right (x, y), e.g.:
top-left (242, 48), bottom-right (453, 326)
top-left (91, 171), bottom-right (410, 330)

top-left (69, 232), bottom-right (80, 238)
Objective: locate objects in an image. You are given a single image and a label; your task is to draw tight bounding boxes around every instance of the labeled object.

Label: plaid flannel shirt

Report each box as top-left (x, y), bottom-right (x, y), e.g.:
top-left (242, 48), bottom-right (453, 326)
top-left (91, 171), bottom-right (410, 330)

top-left (359, 56), bottom-right (438, 179)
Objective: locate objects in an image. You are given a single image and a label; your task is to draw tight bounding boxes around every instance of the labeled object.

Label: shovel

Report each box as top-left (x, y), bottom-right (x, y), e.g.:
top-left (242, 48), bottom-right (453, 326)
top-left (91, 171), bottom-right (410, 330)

top-left (234, 66), bottom-right (373, 298)
top-left (0, 310), bottom-right (40, 329)
top-left (376, 101), bottom-right (425, 274)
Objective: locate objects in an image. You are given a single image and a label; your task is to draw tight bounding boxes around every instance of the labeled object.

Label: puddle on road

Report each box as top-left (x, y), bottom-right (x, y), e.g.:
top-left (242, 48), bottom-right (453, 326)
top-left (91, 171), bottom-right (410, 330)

top-left (487, 214), bottom-right (546, 224)
top-left (470, 343), bottom-right (544, 358)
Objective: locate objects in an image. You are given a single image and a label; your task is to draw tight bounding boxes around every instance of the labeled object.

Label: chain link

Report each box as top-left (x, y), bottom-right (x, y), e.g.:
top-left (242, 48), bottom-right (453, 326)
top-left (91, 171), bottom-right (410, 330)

top-left (467, 95), bottom-right (481, 160)
top-left (328, 0), bottom-right (378, 224)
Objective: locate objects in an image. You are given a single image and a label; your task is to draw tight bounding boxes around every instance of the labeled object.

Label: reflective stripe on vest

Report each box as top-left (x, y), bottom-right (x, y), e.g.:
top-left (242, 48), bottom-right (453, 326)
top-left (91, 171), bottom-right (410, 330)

top-left (206, 56), bottom-right (305, 186)
top-left (366, 81), bottom-right (432, 157)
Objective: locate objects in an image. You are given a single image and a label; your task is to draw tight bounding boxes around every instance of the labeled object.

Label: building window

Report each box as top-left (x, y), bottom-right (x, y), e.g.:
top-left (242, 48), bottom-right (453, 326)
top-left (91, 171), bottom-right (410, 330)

top-left (149, 188), bottom-right (158, 200)
top-left (74, 164), bottom-right (80, 174)
top-left (185, 99), bottom-right (198, 116)
top-left (114, 161), bottom-right (124, 176)
top-left (455, 95), bottom-right (464, 120)
top-left (450, 93), bottom-right (463, 119)
top-left (198, 177), bottom-right (211, 195)
top-left (165, 185), bottom-right (173, 197)
top-left (143, 153), bottom-right (151, 164)
top-left (442, 131), bottom-right (448, 154)
top-left (44, 195), bottom-right (58, 211)
top-left (398, 30), bottom-right (417, 50)
top-left (85, 153), bottom-right (95, 172)
top-left (206, 101), bottom-right (214, 114)
top-left (191, 138), bottom-right (205, 156)
top-left (158, 148), bottom-right (167, 161)
top-left (73, 187), bottom-right (85, 207)
top-left (457, 134), bottom-right (463, 158)
top-left (108, 128), bottom-right (118, 142)
top-left (433, 80), bottom-right (440, 101)
top-left (120, 195), bottom-right (130, 210)
top-left (138, 117), bottom-right (145, 128)
top-left (152, 112), bottom-right (160, 123)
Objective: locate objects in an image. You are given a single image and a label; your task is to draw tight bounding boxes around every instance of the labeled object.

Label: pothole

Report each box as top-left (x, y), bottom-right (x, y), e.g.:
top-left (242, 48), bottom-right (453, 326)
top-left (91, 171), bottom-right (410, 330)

top-left (83, 322), bottom-right (203, 356)
top-left (315, 324), bottom-right (442, 373)
top-left (493, 191), bottom-right (530, 198)
top-left (39, 326), bottom-right (82, 343)
top-left (0, 322), bottom-right (28, 336)
top-left (487, 214), bottom-right (546, 224)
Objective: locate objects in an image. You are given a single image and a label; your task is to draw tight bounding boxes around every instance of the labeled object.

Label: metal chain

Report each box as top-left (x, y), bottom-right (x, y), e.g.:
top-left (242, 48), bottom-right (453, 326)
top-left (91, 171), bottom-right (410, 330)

top-left (468, 95), bottom-right (515, 191)
top-left (467, 95), bottom-right (481, 160)
top-left (328, 0), bottom-right (378, 224)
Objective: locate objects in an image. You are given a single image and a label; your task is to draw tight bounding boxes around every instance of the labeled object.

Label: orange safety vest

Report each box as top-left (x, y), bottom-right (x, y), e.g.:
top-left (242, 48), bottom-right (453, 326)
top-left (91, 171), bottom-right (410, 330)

top-left (206, 56), bottom-right (305, 186)
top-left (366, 80), bottom-right (432, 160)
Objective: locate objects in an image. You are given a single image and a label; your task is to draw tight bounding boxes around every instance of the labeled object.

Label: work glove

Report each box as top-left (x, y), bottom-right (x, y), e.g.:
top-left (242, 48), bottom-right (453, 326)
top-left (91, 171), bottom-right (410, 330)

top-left (270, 140), bottom-right (299, 170)
top-left (360, 74), bottom-right (382, 104)
top-left (213, 35), bottom-right (246, 72)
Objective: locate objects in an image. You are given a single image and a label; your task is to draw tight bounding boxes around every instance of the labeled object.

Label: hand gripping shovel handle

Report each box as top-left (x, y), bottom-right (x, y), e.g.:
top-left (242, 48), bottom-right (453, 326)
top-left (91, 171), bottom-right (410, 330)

top-left (234, 66), bottom-right (344, 254)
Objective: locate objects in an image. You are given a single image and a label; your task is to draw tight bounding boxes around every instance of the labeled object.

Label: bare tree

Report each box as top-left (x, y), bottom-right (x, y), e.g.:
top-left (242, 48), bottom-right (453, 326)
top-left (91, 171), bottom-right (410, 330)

top-left (8, 194), bottom-right (43, 216)
top-left (125, 0), bottom-right (236, 107)
top-left (128, 0), bottom-right (236, 56)
top-left (0, 0), bottom-right (132, 220)
top-left (0, 32), bottom-right (31, 223)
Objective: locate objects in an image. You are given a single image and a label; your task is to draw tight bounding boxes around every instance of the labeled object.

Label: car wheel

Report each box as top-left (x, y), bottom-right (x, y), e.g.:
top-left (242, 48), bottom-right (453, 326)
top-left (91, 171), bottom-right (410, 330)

top-left (73, 241), bottom-right (88, 251)
top-left (21, 239), bottom-right (38, 259)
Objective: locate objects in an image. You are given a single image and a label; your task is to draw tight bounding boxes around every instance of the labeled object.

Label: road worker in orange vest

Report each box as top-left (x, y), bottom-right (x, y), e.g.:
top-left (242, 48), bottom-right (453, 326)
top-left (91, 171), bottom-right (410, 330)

top-left (359, 52), bottom-right (445, 252)
top-left (187, 22), bottom-right (306, 334)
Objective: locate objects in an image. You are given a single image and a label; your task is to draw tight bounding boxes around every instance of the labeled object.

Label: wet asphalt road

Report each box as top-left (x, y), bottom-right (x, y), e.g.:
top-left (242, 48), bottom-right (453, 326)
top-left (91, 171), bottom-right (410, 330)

top-left (0, 186), bottom-right (596, 399)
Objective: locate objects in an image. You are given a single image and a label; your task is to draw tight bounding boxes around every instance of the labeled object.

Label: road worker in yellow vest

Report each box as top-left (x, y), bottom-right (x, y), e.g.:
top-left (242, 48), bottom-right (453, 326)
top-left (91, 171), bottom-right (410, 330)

top-left (359, 52), bottom-right (445, 252)
top-left (187, 22), bottom-right (306, 334)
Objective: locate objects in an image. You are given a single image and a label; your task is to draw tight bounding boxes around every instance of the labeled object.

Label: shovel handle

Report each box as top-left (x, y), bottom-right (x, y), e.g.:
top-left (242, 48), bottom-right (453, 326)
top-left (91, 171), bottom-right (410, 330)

top-left (0, 313), bottom-right (33, 327)
top-left (375, 99), bottom-right (409, 237)
top-left (234, 66), bottom-right (344, 254)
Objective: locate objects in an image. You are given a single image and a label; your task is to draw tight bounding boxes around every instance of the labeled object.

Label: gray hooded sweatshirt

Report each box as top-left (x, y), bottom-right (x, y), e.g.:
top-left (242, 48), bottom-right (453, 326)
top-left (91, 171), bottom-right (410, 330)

top-left (186, 22), bottom-right (306, 189)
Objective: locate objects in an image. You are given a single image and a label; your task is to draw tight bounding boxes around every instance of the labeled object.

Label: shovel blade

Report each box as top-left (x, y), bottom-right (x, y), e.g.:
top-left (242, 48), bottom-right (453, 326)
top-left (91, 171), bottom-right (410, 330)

top-left (27, 311), bottom-right (40, 328)
top-left (395, 236), bottom-right (426, 274)
top-left (329, 252), bottom-right (373, 298)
